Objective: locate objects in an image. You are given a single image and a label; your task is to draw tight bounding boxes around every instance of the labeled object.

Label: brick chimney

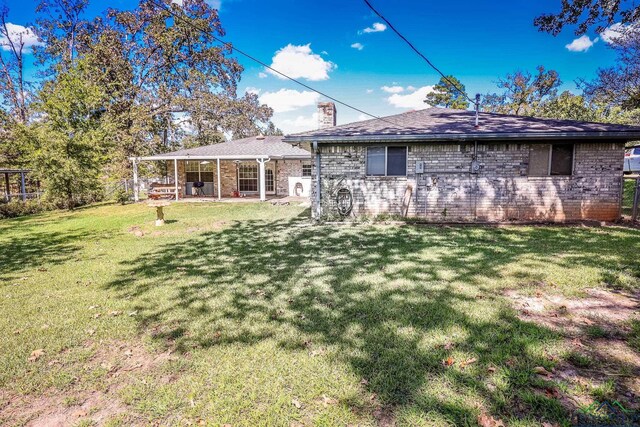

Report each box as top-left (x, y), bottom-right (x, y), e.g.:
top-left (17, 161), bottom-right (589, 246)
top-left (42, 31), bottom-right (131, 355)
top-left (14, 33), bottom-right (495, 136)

top-left (317, 102), bottom-right (336, 129)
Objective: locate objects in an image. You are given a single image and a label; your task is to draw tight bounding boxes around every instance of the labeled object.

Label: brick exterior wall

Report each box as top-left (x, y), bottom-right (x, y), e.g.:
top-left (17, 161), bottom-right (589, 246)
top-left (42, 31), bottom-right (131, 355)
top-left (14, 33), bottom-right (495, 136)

top-left (174, 159), bottom-right (307, 197)
top-left (311, 141), bottom-right (625, 222)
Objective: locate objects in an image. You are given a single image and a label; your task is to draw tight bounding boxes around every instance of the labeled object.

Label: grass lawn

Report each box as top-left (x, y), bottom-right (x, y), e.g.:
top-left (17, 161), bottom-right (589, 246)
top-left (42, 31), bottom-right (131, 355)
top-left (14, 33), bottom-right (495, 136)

top-left (1, 201), bottom-right (639, 426)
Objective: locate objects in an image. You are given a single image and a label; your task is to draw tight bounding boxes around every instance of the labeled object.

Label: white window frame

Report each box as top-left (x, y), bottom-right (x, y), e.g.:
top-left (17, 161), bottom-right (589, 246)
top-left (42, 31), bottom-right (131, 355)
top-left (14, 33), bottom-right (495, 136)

top-left (366, 146), bottom-right (408, 177)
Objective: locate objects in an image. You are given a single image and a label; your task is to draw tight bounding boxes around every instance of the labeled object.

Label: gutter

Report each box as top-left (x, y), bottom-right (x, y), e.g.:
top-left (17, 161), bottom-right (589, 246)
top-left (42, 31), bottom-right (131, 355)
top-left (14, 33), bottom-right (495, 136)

top-left (284, 131), bottom-right (640, 144)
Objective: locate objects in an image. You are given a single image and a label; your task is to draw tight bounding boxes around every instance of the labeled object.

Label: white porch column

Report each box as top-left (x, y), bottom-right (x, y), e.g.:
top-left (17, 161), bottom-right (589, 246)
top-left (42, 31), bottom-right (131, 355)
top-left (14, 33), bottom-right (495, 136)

top-left (132, 158), bottom-right (139, 202)
top-left (256, 158), bottom-right (267, 201)
top-left (216, 158), bottom-right (221, 200)
top-left (174, 159), bottom-right (179, 201)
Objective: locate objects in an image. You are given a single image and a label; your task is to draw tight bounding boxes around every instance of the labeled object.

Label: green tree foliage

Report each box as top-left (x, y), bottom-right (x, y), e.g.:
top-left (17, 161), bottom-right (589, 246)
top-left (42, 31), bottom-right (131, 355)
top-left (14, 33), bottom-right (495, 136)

top-left (534, 0), bottom-right (640, 35)
top-left (424, 75), bottom-right (469, 109)
top-left (482, 66), bottom-right (562, 115)
top-left (537, 91), bottom-right (637, 123)
top-left (29, 61), bottom-right (111, 208)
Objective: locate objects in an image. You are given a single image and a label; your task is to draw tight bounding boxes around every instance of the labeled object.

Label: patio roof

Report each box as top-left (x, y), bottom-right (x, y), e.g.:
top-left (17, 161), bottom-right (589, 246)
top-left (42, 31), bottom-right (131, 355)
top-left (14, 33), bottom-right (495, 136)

top-left (133, 135), bottom-right (310, 161)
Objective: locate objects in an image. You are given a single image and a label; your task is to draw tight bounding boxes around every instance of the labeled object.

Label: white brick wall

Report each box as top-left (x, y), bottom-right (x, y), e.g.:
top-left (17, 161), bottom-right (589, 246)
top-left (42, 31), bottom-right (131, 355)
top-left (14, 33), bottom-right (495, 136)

top-left (312, 141), bottom-right (625, 222)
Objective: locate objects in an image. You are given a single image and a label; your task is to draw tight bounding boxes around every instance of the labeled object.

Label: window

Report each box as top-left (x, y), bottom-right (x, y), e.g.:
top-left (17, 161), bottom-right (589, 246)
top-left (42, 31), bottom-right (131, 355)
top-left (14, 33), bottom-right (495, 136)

top-left (366, 146), bottom-right (407, 176)
top-left (185, 161), bottom-right (214, 183)
top-left (238, 164), bottom-right (258, 192)
top-left (528, 144), bottom-right (574, 176)
top-left (302, 163), bottom-right (312, 177)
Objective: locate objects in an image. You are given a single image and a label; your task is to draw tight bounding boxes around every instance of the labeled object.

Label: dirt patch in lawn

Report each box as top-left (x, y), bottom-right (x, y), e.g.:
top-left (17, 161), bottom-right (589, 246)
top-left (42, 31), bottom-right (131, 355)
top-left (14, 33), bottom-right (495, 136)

top-left (505, 288), bottom-right (640, 414)
top-left (0, 340), bottom-right (175, 427)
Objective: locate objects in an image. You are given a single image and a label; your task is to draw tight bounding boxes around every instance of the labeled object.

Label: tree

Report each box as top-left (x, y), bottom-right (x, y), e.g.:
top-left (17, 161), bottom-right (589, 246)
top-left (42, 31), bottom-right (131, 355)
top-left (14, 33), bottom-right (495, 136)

top-left (74, 0), bottom-right (278, 177)
top-left (581, 30), bottom-right (640, 111)
top-left (0, 6), bottom-right (34, 124)
top-left (534, 0), bottom-right (640, 36)
top-left (482, 66), bottom-right (562, 115)
top-left (424, 75), bottom-right (469, 109)
top-left (34, 0), bottom-right (91, 72)
top-left (29, 61), bottom-right (111, 208)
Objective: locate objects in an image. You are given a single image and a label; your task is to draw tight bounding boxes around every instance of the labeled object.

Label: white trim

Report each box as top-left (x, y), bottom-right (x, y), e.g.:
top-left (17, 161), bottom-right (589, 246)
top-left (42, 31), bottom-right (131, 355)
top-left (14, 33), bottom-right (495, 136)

top-left (173, 159), bottom-right (179, 201)
top-left (217, 158), bottom-right (221, 200)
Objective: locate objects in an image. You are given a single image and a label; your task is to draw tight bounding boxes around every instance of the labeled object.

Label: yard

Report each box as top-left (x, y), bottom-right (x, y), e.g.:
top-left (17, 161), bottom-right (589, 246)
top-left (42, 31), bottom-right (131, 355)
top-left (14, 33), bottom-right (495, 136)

top-left (0, 202), bottom-right (639, 426)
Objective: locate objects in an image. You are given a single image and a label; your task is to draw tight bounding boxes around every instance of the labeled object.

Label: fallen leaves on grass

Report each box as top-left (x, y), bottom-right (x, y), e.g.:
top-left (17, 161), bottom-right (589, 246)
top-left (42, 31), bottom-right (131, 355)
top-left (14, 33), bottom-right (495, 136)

top-left (28, 349), bottom-right (45, 362)
top-left (321, 394), bottom-right (338, 406)
top-left (459, 357), bottom-right (477, 369)
top-left (477, 413), bottom-right (504, 427)
top-left (534, 366), bottom-right (552, 377)
top-left (442, 357), bottom-right (454, 367)
top-left (291, 398), bottom-right (302, 409)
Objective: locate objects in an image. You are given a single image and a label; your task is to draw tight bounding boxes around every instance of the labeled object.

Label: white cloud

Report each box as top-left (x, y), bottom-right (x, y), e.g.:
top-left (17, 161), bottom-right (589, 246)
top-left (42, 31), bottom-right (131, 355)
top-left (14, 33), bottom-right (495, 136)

top-left (245, 87), bottom-right (261, 95)
top-left (381, 85), bottom-right (404, 94)
top-left (387, 86), bottom-right (434, 110)
top-left (258, 72), bottom-right (268, 79)
top-left (366, 89), bottom-right (374, 94)
top-left (351, 42), bottom-right (364, 51)
top-left (0, 23), bottom-right (41, 52)
top-left (281, 112), bottom-right (318, 132)
top-left (406, 85), bottom-right (416, 92)
top-left (259, 89), bottom-right (320, 113)
top-left (565, 35), bottom-right (597, 52)
top-left (361, 22), bottom-right (387, 34)
top-left (600, 22), bottom-right (639, 43)
top-left (267, 44), bottom-right (336, 81)
top-left (173, 0), bottom-right (221, 8)
top-left (357, 113), bottom-right (368, 120)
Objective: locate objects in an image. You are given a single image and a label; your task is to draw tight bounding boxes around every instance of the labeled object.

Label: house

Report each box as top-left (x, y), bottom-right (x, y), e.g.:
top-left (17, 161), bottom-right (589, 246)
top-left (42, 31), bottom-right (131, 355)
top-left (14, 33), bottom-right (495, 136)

top-left (131, 135), bottom-right (312, 201)
top-left (284, 103), bottom-right (640, 222)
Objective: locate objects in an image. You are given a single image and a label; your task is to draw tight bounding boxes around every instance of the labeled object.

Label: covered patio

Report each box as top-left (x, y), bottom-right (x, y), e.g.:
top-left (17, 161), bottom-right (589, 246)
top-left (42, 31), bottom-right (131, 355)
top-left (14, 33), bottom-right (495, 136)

top-left (130, 135), bottom-right (311, 203)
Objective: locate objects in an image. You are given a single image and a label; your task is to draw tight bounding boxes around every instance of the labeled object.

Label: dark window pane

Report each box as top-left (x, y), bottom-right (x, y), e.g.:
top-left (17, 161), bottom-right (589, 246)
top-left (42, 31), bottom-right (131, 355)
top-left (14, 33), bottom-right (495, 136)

top-left (367, 147), bottom-right (385, 175)
top-left (387, 147), bottom-right (407, 176)
top-left (550, 144), bottom-right (573, 175)
top-left (634, 148), bottom-right (640, 155)
top-left (302, 164), bottom-right (312, 177)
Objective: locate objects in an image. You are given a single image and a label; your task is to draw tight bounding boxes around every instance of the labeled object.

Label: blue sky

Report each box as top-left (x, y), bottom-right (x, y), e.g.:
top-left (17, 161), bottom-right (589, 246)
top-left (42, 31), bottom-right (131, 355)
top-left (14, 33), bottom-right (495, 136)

top-left (2, 0), bottom-right (620, 134)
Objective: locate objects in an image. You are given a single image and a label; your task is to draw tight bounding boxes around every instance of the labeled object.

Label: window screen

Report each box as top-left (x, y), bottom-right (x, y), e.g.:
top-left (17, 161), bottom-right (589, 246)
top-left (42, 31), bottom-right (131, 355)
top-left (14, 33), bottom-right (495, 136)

top-left (529, 144), bottom-right (551, 176)
top-left (366, 147), bottom-right (386, 175)
top-left (386, 147), bottom-right (407, 176)
top-left (550, 144), bottom-right (574, 175)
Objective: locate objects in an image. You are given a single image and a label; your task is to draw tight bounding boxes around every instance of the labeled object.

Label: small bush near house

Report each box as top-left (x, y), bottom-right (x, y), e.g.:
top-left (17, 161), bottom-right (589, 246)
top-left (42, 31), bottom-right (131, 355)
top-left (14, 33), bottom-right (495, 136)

top-left (0, 199), bottom-right (58, 219)
top-left (112, 188), bottom-right (132, 205)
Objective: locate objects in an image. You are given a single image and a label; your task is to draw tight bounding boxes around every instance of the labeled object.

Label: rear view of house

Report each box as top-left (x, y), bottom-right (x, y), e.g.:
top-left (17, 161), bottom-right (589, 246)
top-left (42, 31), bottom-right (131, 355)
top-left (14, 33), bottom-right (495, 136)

top-left (285, 103), bottom-right (640, 222)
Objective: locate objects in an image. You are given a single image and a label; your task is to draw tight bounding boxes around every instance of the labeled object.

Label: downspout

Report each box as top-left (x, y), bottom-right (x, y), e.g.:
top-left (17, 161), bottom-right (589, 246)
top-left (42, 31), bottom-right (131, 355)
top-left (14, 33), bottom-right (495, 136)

top-left (313, 141), bottom-right (321, 219)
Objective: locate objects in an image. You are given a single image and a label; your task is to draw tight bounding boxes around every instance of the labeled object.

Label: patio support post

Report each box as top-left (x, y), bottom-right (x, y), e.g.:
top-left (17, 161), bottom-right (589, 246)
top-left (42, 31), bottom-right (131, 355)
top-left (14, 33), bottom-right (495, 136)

top-left (174, 159), bottom-right (179, 201)
top-left (20, 172), bottom-right (26, 201)
top-left (257, 158), bottom-right (267, 201)
top-left (132, 158), bottom-right (139, 202)
top-left (216, 158), bottom-right (221, 200)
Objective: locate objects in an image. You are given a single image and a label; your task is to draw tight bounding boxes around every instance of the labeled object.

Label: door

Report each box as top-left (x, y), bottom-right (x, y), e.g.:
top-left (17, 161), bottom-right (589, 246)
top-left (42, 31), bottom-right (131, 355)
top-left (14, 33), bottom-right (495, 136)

top-left (265, 166), bottom-right (275, 194)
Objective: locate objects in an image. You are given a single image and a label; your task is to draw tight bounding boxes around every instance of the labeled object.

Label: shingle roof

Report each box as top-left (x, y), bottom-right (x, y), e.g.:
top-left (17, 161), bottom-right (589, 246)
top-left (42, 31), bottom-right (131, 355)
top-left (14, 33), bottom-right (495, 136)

top-left (146, 135), bottom-right (310, 159)
top-left (284, 108), bottom-right (640, 142)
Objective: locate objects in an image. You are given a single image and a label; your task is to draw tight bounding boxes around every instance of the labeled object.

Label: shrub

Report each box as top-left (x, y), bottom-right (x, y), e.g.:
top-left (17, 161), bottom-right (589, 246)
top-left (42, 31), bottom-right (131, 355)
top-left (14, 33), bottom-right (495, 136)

top-left (113, 188), bottom-right (132, 205)
top-left (0, 199), bottom-right (58, 219)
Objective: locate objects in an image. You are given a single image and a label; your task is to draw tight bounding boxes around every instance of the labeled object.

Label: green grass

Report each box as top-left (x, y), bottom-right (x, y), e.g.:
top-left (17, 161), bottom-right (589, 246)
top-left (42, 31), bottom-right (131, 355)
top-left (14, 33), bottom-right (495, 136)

top-left (622, 178), bottom-right (639, 217)
top-left (1, 201), bottom-right (639, 426)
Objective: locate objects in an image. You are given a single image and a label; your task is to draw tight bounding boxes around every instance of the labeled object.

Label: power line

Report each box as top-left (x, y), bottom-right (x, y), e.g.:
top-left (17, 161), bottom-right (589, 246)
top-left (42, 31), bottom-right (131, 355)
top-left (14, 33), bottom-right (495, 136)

top-left (363, 0), bottom-right (477, 106)
top-left (148, 0), bottom-right (399, 127)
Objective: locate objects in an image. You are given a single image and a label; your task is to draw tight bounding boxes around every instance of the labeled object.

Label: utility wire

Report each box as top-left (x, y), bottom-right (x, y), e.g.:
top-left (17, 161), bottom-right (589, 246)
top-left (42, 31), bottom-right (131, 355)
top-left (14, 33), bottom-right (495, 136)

top-left (148, 0), bottom-right (400, 126)
top-left (363, 0), bottom-right (478, 106)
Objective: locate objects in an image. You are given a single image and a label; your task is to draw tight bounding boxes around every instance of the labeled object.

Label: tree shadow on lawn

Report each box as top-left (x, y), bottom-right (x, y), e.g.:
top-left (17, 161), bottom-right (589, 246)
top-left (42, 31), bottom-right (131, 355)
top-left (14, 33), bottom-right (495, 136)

top-left (106, 219), bottom-right (640, 424)
top-left (0, 225), bottom-right (102, 279)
